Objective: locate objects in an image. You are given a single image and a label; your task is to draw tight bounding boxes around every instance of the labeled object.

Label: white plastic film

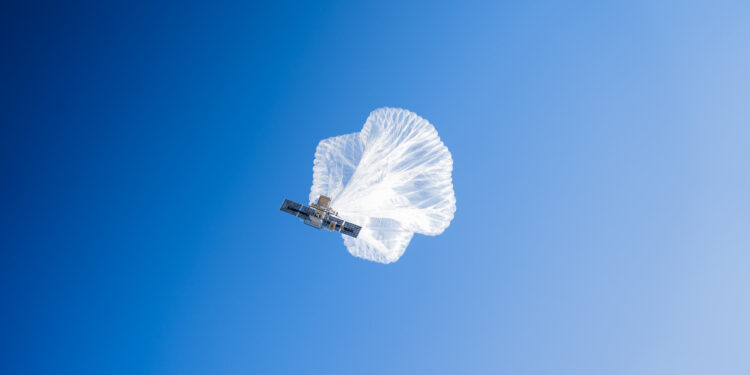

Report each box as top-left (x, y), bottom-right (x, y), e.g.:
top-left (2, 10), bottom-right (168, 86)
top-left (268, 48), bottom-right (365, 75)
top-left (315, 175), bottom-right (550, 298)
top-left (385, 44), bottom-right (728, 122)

top-left (310, 108), bottom-right (456, 263)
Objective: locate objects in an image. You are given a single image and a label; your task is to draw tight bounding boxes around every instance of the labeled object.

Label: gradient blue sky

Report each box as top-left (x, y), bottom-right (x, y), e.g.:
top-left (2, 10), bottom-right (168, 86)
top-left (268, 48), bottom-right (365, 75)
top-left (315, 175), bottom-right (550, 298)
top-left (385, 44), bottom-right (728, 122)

top-left (2, 1), bottom-right (749, 374)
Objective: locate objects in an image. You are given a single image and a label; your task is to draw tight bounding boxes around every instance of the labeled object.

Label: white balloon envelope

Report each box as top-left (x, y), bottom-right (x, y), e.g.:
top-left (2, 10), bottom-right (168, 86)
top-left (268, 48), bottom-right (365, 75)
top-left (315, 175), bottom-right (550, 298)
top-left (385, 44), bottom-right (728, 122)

top-left (310, 107), bottom-right (456, 263)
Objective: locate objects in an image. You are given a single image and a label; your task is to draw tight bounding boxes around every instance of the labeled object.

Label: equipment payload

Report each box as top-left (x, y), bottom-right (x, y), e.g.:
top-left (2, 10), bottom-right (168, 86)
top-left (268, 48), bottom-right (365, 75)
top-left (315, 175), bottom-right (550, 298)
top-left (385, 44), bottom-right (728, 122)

top-left (280, 195), bottom-right (362, 238)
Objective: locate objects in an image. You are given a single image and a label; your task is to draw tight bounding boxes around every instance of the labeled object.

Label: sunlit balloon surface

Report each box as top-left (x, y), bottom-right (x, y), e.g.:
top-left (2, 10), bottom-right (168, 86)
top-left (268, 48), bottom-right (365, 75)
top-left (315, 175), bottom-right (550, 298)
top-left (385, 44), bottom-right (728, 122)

top-left (310, 108), bottom-right (456, 263)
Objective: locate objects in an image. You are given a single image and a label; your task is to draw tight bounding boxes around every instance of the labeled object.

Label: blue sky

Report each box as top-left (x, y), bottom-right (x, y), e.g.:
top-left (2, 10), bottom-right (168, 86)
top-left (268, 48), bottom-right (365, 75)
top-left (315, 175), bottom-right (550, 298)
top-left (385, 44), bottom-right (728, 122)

top-left (2, 1), bottom-right (749, 374)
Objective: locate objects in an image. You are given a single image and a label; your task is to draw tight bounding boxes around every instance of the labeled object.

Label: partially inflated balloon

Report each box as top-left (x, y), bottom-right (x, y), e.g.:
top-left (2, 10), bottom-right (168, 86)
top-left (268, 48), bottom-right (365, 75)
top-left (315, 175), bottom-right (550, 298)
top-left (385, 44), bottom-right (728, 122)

top-left (310, 108), bottom-right (455, 263)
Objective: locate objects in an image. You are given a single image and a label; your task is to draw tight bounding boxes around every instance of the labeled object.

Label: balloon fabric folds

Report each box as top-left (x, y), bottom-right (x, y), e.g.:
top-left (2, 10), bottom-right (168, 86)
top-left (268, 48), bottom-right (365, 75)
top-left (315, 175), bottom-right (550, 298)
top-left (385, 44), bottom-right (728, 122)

top-left (310, 108), bottom-right (456, 263)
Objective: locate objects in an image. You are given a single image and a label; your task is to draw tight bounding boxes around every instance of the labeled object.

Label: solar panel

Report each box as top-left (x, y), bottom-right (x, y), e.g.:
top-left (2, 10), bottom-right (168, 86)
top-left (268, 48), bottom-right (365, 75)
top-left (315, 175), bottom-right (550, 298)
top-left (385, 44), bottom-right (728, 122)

top-left (280, 199), bottom-right (311, 219)
top-left (342, 222), bottom-right (362, 238)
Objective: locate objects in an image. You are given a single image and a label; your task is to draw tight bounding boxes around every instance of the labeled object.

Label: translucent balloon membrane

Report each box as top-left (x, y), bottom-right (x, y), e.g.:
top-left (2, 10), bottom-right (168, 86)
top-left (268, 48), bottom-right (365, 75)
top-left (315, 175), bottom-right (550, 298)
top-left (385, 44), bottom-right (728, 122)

top-left (310, 108), bottom-right (456, 263)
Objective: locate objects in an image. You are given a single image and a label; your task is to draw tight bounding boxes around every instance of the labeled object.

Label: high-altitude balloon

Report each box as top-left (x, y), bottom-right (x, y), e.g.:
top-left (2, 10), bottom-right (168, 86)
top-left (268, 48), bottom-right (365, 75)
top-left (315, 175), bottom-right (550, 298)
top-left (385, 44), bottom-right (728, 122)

top-left (310, 107), bottom-right (456, 263)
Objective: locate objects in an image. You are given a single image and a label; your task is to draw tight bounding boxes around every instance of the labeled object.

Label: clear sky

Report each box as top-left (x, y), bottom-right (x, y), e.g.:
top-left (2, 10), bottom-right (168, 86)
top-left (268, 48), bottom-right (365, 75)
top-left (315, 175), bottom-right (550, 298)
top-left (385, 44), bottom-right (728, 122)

top-left (2, 1), bottom-right (749, 374)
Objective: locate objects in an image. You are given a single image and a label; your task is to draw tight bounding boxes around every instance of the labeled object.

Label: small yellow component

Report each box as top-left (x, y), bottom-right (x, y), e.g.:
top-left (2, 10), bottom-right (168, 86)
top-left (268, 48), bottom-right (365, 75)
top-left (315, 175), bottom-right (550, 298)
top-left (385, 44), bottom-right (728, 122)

top-left (317, 195), bottom-right (331, 208)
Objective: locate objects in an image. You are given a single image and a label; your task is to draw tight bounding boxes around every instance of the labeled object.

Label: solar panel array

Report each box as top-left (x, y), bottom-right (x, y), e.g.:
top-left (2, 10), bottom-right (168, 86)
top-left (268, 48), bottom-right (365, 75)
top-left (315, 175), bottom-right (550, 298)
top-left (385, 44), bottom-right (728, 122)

top-left (280, 199), bottom-right (311, 220)
top-left (342, 222), bottom-right (361, 238)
